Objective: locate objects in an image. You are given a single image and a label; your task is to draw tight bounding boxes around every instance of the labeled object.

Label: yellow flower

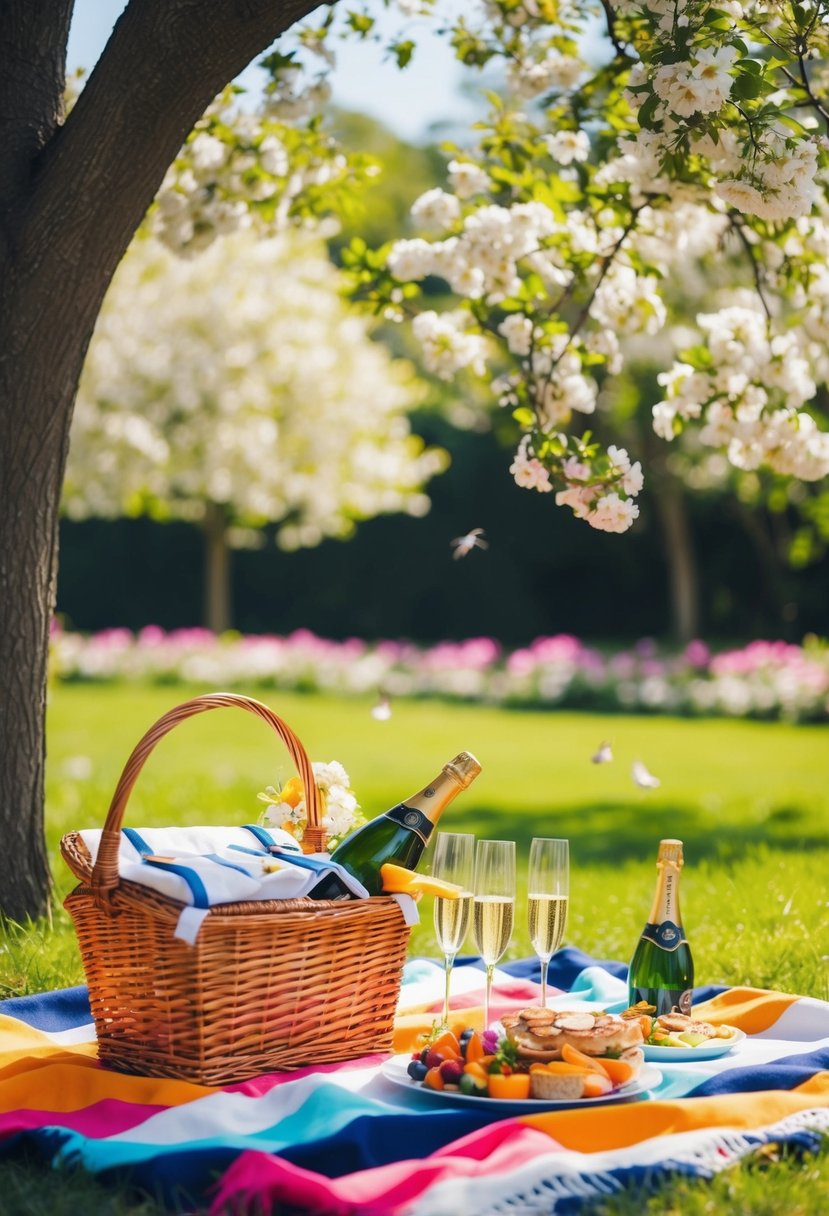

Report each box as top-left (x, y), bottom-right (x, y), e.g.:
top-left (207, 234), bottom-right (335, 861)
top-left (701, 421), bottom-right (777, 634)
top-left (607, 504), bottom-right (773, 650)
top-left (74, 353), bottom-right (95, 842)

top-left (279, 776), bottom-right (305, 808)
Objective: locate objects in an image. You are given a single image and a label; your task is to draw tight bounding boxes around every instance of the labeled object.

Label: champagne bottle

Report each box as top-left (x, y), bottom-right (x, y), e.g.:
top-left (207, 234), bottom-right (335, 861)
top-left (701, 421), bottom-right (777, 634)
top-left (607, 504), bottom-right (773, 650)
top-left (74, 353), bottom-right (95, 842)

top-left (628, 839), bottom-right (694, 1016)
top-left (329, 752), bottom-right (481, 896)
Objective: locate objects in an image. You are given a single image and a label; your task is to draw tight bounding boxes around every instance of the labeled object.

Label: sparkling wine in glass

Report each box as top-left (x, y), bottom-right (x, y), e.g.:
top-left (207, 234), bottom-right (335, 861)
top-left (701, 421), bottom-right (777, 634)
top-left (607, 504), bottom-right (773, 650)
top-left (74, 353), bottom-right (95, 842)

top-left (473, 839), bottom-right (515, 1030)
top-left (431, 832), bottom-right (475, 1029)
top-left (528, 837), bottom-right (569, 1008)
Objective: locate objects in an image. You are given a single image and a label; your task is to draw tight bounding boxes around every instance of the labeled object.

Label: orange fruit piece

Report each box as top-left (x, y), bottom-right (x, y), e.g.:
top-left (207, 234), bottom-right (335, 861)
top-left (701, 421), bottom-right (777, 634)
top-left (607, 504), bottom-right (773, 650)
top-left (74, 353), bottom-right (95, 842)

top-left (561, 1042), bottom-right (611, 1078)
top-left (464, 1031), bottom-right (486, 1064)
top-left (581, 1072), bottom-right (614, 1098)
top-left (488, 1073), bottom-right (531, 1100)
top-left (423, 1066), bottom-right (445, 1091)
top-left (598, 1057), bottom-right (637, 1087)
top-left (528, 1061), bottom-right (592, 1076)
top-left (430, 1030), bottom-right (462, 1060)
top-left (463, 1061), bottom-right (489, 1081)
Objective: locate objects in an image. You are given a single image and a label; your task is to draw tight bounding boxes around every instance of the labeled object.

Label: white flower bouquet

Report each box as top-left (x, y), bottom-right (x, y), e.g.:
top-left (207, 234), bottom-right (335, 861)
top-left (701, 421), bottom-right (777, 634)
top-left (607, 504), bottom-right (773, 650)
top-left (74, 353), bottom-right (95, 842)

top-left (257, 760), bottom-right (364, 849)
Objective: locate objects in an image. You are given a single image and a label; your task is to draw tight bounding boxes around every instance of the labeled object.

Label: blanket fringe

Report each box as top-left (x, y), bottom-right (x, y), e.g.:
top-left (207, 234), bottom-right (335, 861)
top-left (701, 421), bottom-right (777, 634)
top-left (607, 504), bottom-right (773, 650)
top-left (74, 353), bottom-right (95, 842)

top-left (410, 1108), bottom-right (829, 1215)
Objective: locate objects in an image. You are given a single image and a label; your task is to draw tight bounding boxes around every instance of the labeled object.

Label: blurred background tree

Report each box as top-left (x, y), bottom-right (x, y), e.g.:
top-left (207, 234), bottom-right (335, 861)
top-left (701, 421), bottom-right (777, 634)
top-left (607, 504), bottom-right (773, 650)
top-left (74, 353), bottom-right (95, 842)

top-left (65, 227), bottom-right (446, 632)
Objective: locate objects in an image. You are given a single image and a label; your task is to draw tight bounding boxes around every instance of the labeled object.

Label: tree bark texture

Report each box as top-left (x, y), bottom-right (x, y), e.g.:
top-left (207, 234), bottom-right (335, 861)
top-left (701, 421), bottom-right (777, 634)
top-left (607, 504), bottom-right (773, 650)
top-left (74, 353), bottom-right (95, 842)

top-left (652, 487), bottom-right (699, 644)
top-left (203, 504), bottom-right (233, 634)
top-left (0, 0), bottom-right (322, 918)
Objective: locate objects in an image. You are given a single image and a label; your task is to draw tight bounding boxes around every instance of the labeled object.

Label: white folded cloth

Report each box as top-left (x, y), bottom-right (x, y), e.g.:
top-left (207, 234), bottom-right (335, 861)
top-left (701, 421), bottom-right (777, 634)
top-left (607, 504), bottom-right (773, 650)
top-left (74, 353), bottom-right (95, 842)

top-left (78, 824), bottom-right (371, 943)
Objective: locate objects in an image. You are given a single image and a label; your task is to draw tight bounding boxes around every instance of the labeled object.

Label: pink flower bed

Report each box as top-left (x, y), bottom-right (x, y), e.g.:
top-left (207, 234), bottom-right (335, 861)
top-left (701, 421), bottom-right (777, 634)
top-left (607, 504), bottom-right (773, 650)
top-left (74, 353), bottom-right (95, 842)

top-left (49, 625), bottom-right (829, 722)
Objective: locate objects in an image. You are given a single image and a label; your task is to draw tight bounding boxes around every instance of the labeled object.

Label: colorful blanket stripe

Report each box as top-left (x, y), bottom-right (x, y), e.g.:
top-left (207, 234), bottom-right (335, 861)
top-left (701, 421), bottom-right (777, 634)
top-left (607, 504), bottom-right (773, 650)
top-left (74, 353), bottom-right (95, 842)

top-left (0, 947), bottom-right (826, 1214)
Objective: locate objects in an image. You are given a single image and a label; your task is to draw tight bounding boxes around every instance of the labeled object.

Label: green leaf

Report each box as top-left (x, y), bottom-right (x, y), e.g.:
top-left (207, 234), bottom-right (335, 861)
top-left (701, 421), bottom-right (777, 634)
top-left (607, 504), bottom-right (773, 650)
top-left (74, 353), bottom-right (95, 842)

top-left (346, 10), bottom-right (375, 36)
top-left (638, 92), bottom-right (661, 131)
top-left (390, 39), bottom-right (416, 69)
top-left (732, 72), bottom-right (764, 100)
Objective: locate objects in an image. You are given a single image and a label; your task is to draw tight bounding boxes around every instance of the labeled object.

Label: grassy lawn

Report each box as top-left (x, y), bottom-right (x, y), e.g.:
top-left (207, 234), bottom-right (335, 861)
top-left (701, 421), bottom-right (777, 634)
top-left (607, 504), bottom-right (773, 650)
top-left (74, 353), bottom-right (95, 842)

top-left (1, 683), bottom-right (827, 1212)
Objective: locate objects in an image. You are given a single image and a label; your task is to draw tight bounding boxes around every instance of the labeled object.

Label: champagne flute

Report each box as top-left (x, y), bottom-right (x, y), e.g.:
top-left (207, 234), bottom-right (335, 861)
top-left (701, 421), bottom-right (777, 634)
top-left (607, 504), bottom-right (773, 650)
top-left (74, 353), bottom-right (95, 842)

top-left (528, 837), bottom-right (569, 1008)
top-left (473, 839), bottom-right (515, 1030)
top-left (431, 832), bottom-right (475, 1029)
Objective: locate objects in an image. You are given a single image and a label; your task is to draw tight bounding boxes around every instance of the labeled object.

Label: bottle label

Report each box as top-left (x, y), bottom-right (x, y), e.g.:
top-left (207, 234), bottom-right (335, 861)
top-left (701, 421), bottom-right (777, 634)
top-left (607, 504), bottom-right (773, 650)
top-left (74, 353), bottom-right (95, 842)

top-left (386, 804), bottom-right (434, 846)
top-left (640, 920), bottom-right (688, 952)
top-left (632, 986), bottom-right (693, 1016)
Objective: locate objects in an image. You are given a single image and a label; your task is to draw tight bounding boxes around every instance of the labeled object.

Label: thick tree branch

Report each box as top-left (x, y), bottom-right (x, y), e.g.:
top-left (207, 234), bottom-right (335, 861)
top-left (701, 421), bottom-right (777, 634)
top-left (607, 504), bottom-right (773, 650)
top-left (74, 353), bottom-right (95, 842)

top-left (600, 0), bottom-right (628, 60)
top-left (0, 0), bottom-right (73, 209)
top-left (18, 0), bottom-right (325, 297)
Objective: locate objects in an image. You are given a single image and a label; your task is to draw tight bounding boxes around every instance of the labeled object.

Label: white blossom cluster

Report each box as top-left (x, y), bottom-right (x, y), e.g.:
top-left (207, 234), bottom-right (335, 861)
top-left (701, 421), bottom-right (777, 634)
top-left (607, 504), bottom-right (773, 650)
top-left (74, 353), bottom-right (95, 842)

top-left (411, 310), bottom-right (490, 379)
top-left (386, 173), bottom-right (662, 530)
top-left (67, 232), bottom-right (446, 548)
top-left (617, 4), bottom-right (823, 224)
top-left (151, 92), bottom-right (351, 257)
top-left (389, 198), bottom-right (559, 303)
top-left (655, 301), bottom-right (829, 481)
top-left (359, 0), bottom-right (829, 533)
top-left (509, 436), bottom-right (643, 533)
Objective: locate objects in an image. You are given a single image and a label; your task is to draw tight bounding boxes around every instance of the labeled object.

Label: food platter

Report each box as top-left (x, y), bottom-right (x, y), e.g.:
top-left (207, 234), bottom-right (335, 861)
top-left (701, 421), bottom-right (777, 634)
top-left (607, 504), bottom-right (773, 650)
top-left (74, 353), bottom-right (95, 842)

top-left (642, 1027), bottom-right (745, 1062)
top-left (380, 1055), bottom-right (663, 1113)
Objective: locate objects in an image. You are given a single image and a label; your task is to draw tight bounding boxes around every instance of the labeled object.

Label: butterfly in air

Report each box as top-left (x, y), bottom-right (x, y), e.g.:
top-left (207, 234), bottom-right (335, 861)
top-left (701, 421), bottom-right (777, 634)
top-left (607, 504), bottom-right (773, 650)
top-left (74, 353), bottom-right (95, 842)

top-left (591, 741), bottom-right (613, 764)
top-left (632, 760), bottom-right (660, 789)
top-left (451, 528), bottom-right (489, 559)
top-left (371, 694), bottom-right (392, 721)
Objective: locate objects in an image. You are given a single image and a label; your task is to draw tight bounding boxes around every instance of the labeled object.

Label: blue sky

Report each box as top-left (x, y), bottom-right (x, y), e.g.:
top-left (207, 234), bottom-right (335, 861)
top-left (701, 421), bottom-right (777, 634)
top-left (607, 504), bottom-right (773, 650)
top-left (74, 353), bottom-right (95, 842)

top-left (67, 1), bottom-right (478, 143)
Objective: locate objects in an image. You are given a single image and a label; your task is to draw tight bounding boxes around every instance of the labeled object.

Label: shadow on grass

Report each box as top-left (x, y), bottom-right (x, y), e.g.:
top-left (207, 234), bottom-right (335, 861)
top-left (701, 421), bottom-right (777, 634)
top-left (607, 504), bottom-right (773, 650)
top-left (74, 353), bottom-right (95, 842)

top-left (468, 801), bottom-right (828, 865)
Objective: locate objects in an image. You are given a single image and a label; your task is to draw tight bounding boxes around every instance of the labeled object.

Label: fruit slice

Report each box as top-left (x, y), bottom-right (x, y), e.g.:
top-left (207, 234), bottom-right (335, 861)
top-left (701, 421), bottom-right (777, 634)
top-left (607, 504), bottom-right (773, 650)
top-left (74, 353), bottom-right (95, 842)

top-left (488, 1073), bottom-right (532, 1100)
top-left (462, 1061), bottom-right (490, 1082)
top-left (528, 1061), bottom-right (593, 1077)
top-left (464, 1031), bottom-right (486, 1064)
top-left (677, 1032), bottom-right (708, 1047)
top-left (596, 1057), bottom-right (637, 1087)
top-left (561, 1042), bottom-right (611, 1078)
top-left (430, 1030), bottom-right (463, 1060)
top-left (379, 864), bottom-right (463, 899)
top-left (581, 1072), bottom-right (614, 1098)
top-left (423, 1066), bottom-right (445, 1091)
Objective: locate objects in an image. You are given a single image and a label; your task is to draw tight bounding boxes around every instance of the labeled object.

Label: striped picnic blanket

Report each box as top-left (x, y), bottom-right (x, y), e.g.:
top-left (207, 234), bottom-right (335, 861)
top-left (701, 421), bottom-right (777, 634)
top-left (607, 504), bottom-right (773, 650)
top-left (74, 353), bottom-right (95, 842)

top-left (0, 947), bottom-right (827, 1213)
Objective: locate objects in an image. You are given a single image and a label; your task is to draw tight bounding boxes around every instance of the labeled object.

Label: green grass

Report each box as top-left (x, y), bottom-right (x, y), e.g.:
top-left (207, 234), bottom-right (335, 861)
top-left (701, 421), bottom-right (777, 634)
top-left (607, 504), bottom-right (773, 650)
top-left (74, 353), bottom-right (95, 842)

top-left (1, 684), bottom-right (827, 1213)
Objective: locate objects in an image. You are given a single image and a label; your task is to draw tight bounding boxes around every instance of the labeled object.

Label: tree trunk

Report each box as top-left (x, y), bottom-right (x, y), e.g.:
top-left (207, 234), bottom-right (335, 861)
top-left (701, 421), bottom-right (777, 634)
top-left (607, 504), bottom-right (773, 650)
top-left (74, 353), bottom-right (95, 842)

top-left (652, 486), bottom-right (699, 643)
top-left (203, 505), bottom-right (232, 634)
top-left (0, 0), bottom-right (324, 919)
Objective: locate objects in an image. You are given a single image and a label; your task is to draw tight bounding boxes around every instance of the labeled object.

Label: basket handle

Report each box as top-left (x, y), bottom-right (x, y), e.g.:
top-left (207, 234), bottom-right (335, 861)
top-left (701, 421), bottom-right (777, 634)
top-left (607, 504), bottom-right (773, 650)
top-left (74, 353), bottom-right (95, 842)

top-left (91, 693), bottom-right (327, 904)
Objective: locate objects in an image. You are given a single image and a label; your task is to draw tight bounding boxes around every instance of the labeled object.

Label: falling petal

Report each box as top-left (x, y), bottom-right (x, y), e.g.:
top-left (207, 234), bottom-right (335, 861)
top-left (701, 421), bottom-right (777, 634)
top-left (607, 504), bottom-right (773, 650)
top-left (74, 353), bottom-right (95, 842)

top-left (371, 695), bottom-right (392, 721)
top-left (591, 741), bottom-right (613, 764)
top-left (632, 760), bottom-right (660, 789)
top-left (450, 528), bottom-right (488, 559)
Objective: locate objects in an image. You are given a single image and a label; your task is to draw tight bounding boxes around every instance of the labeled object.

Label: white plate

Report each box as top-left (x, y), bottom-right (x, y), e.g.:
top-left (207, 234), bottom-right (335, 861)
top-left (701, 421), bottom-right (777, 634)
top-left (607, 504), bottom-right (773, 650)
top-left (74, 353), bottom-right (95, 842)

top-left (379, 1055), bottom-right (663, 1113)
top-left (643, 1027), bottom-right (745, 1062)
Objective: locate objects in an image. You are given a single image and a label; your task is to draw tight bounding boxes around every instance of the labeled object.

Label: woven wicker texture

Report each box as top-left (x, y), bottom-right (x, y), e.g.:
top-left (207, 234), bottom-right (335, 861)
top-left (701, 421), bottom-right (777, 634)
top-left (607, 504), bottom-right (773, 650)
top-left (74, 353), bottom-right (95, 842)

top-left (61, 693), bottom-right (410, 1084)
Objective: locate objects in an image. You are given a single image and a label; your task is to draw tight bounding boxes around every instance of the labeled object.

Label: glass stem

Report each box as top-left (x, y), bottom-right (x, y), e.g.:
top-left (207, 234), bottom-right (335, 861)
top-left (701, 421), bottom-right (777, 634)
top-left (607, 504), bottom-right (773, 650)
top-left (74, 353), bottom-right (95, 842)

top-left (442, 953), bottom-right (455, 1029)
top-left (484, 963), bottom-right (494, 1031)
top-left (540, 956), bottom-right (548, 1009)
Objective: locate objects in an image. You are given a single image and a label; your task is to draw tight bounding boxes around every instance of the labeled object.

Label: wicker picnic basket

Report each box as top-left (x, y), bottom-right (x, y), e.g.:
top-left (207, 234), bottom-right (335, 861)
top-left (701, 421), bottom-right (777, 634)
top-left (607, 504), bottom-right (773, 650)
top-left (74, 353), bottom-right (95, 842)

top-left (61, 692), bottom-right (411, 1085)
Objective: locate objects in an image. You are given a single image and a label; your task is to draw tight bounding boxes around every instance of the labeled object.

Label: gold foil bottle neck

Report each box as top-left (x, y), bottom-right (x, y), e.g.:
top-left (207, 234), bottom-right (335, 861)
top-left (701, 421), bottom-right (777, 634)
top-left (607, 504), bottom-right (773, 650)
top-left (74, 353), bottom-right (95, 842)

top-left (657, 838), bottom-right (684, 867)
top-left (443, 751), bottom-right (482, 788)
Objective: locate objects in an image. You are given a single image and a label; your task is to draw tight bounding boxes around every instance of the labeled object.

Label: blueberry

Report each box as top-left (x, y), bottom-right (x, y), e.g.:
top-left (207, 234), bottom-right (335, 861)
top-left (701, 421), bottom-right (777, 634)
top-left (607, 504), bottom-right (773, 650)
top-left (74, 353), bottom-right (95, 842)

top-left (407, 1059), bottom-right (428, 1081)
top-left (459, 1028), bottom-right (474, 1043)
